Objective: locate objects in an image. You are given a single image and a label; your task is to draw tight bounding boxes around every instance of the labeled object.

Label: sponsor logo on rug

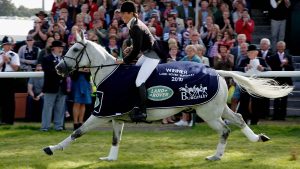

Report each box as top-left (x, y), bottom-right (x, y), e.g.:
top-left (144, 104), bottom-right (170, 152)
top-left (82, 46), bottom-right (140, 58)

top-left (147, 86), bottom-right (174, 101)
top-left (179, 84), bottom-right (208, 100)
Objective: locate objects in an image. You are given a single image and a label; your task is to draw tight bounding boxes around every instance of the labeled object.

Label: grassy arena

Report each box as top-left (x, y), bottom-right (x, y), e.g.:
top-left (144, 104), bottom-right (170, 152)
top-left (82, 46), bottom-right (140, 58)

top-left (0, 120), bottom-right (300, 169)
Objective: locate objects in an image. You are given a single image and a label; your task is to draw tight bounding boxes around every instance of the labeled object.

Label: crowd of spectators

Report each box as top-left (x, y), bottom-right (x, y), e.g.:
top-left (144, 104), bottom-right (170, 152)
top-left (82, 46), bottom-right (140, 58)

top-left (0, 0), bottom-right (294, 128)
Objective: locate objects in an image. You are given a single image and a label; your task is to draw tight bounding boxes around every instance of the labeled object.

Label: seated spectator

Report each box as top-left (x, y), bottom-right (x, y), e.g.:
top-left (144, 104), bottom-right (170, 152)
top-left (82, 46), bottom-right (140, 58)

top-left (18, 35), bottom-right (40, 71)
top-left (195, 44), bottom-right (210, 66)
top-left (105, 34), bottom-right (119, 55)
top-left (213, 42), bottom-right (234, 72)
top-left (221, 29), bottom-right (235, 48)
top-left (175, 45), bottom-right (201, 127)
top-left (26, 64), bottom-right (44, 122)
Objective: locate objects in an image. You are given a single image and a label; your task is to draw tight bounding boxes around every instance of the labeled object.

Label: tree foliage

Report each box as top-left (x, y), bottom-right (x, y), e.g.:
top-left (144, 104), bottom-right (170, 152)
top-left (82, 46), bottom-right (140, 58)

top-left (0, 0), bottom-right (44, 17)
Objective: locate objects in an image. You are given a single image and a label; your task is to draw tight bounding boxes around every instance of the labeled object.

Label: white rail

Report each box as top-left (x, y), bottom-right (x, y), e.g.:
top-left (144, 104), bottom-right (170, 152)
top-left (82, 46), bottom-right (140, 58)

top-left (0, 71), bottom-right (299, 78)
top-left (0, 72), bottom-right (44, 78)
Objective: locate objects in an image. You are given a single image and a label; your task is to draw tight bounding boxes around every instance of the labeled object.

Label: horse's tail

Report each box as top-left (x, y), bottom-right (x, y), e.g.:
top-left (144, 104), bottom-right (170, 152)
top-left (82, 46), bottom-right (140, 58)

top-left (216, 70), bottom-right (294, 98)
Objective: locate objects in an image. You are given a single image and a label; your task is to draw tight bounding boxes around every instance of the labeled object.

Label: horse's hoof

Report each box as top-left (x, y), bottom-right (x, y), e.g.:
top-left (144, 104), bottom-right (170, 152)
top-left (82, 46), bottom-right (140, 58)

top-left (258, 134), bottom-right (270, 142)
top-left (43, 147), bottom-right (53, 156)
top-left (205, 155), bottom-right (221, 161)
top-left (99, 156), bottom-right (117, 161)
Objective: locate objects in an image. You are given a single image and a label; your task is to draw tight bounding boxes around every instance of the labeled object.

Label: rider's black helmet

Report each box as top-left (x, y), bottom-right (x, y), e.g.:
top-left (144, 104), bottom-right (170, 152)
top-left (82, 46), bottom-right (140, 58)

top-left (120, 1), bottom-right (137, 13)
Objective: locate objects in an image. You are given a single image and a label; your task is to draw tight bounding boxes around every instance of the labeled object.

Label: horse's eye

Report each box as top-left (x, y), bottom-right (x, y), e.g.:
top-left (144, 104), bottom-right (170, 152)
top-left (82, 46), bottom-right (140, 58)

top-left (73, 48), bottom-right (80, 52)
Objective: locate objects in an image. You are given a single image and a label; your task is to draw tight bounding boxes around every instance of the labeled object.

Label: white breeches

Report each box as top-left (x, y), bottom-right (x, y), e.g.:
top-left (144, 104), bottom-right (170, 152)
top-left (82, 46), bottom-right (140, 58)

top-left (135, 55), bottom-right (160, 87)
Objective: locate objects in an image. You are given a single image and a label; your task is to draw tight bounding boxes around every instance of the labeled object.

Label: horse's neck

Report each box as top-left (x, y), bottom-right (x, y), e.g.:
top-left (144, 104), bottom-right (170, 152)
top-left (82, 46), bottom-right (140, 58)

top-left (90, 47), bottom-right (117, 86)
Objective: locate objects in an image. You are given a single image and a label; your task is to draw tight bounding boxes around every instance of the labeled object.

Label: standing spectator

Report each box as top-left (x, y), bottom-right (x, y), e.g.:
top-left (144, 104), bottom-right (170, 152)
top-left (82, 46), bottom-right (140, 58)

top-left (51, 0), bottom-right (68, 23)
top-left (268, 41), bottom-right (294, 121)
top-left (86, 0), bottom-right (98, 22)
top-left (269, 0), bottom-right (291, 51)
top-left (216, 10), bottom-right (234, 34)
top-left (68, 0), bottom-right (82, 24)
top-left (28, 18), bottom-right (48, 49)
top-left (232, 1), bottom-right (245, 24)
top-left (41, 40), bottom-right (68, 131)
top-left (235, 9), bottom-right (255, 43)
top-left (257, 38), bottom-right (273, 119)
top-left (0, 36), bottom-right (20, 125)
top-left (237, 44), bottom-right (271, 125)
top-left (80, 3), bottom-right (92, 29)
top-left (18, 35), bottom-right (40, 71)
top-left (176, 0), bottom-right (195, 23)
top-left (26, 64), bottom-right (44, 122)
top-left (37, 37), bottom-right (55, 66)
top-left (175, 45), bottom-right (201, 127)
top-left (230, 33), bottom-right (247, 62)
top-left (197, 0), bottom-right (212, 29)
top-left (258, 38), bottom-right (273, 65)
top-left (35, 11), bottom-right (50, 33)
top-left (70, 69), bottom-right (92, 130)
top-left (234, 42), bottom-right (248, 70)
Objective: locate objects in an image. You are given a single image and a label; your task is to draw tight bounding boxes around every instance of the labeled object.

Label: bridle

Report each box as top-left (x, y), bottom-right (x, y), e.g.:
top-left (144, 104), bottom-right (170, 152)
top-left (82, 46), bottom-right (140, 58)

top-left (61, 41), bottom-right (118, 84)
top-left (62, 41), bottom-right (118, 71)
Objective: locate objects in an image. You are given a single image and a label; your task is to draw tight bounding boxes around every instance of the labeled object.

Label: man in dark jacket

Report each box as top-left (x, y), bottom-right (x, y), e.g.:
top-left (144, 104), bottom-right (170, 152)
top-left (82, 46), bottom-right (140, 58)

top-left (268, 41), bottom-right (294, 120)
top-left (41, 40), bottom-right (68, 131)
top-left (237, 44), bottom-right (271, 125)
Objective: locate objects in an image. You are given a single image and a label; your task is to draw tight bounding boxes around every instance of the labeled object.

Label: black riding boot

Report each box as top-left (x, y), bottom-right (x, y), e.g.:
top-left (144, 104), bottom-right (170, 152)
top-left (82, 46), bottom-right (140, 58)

top-left (130, 83), bottom-right (147, 122)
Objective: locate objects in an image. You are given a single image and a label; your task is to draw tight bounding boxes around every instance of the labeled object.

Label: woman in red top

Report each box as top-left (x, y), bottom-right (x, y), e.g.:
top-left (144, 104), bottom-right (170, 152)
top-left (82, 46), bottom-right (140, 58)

top-left (235, 9), bottom-right (255, 43)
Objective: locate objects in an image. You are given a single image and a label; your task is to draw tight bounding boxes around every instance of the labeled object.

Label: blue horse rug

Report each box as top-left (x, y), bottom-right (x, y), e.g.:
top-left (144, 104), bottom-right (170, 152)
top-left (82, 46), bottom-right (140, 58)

top-left (93, 61), bottom-right (219, 117)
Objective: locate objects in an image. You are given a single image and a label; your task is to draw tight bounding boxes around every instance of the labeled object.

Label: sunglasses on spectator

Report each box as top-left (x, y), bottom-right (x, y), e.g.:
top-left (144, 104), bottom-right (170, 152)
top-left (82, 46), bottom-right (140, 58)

top-left (34, 22), bottom-right (42, 24)
top-left (91, 39), bottom-right (98, 42)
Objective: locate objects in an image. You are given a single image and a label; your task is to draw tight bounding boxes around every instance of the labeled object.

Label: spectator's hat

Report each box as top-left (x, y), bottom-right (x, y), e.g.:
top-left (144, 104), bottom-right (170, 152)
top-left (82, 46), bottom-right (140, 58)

top-left (26, 35), bottom-right (34, 41)
top-left (247, 44), bottom-right (258, 51)
top-left (1, 36), bottom-right (14, 46)
top-left (218, 42), bottom-right (230, 49)
top-left (114, 9), bottom-right (120, 13)
top-left (51, 40), bottom-right (64, 48)
top-left (35, 11), bottom-right (48, 17)
top-left (120, 1), bottom-right (137, 13)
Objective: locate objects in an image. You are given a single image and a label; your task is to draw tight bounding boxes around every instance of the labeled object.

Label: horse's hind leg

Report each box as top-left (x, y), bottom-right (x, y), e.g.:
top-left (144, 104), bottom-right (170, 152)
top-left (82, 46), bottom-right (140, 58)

top-left (205, 118), bottom-right (230, 161)
top-left (99, 119), bottom-right (124, 161)
top-left (43, 115), bottom-right (111, 156)
top-left (222, 105), bottom-right (270, 142)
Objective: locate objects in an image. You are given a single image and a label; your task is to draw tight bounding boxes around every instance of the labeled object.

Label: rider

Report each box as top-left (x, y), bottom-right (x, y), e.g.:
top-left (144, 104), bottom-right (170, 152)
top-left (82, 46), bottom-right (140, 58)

top-left (116, 1), bottom-right (161, 122)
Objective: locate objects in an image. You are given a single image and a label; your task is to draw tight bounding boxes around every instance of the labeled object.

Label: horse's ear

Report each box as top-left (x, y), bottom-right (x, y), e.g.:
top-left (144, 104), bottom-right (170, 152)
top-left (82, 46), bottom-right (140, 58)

top-left (81, 30), bottom-right (87, 44)
top-left (76, 31), bottom-right (82, 42)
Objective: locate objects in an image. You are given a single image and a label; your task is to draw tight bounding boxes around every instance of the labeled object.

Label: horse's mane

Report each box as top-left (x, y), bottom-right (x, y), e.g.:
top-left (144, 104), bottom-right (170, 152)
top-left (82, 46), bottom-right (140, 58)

top-left (88, 40), bottom-right (116, 61)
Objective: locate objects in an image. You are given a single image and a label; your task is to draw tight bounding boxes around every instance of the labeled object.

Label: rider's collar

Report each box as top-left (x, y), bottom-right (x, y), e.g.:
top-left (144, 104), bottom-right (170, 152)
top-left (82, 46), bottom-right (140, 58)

top-left (127, 17), bottom-right (136, 29)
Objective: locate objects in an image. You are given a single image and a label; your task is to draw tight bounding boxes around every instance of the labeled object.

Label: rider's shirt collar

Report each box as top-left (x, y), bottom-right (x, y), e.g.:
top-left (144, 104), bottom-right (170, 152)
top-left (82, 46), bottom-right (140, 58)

top-left (127, 17), bottom-right (136, 29)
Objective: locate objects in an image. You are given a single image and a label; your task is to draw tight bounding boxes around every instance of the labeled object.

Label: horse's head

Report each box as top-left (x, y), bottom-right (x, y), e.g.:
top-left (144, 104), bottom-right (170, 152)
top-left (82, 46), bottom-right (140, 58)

top-left (56, 31), bottom-right (91, 76)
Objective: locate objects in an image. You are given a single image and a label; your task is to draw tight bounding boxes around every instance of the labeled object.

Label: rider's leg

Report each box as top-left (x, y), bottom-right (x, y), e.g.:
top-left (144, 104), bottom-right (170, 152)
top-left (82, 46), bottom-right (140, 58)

top-left (132, 55), bottom-right (160, 121)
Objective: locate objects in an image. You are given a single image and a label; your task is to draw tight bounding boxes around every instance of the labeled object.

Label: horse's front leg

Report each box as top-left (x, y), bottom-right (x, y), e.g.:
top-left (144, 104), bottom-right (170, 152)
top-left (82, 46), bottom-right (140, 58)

top-left (99, 119), bottom-right (124, 161)
top-left (43, 115), bottom-right (111, 155)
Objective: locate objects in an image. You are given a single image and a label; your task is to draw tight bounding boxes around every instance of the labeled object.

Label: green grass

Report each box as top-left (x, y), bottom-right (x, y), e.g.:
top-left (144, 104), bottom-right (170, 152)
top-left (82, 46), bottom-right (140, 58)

top-left (0, 122), bottom-right (300, 169)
